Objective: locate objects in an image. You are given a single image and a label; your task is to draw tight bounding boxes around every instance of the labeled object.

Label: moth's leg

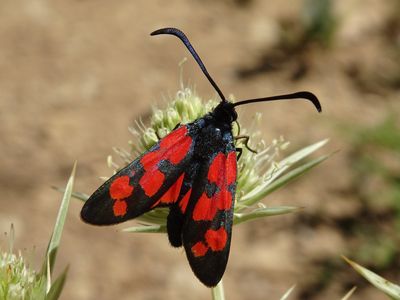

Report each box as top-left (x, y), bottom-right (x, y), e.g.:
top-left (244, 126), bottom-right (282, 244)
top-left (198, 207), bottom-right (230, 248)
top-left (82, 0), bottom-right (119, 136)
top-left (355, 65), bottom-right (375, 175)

top-left (236, 147), bottom-right (242, 161)
top-left (234, 135), bottom-right (257, 154)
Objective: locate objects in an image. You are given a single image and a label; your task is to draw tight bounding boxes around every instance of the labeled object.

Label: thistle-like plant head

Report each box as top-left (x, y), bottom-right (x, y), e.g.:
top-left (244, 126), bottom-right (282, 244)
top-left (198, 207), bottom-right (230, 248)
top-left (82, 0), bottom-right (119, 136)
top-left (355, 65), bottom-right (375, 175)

top-left (0, 226), bottom-right (46, 299)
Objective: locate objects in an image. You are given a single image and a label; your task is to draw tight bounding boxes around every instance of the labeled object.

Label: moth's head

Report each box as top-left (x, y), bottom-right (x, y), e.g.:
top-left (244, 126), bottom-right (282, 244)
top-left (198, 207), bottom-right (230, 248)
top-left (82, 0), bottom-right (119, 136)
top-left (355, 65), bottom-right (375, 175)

top-left (213, 100), bottom-right (237, 124)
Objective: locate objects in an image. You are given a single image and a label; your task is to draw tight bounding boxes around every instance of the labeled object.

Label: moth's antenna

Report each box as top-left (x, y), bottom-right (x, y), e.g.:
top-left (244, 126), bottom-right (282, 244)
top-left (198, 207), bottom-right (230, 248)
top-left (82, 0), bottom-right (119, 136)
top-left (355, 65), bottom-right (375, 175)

top-left (151, 27), bottom-right (227, 102)
top-left (233, 91), bottom-right (322, 112)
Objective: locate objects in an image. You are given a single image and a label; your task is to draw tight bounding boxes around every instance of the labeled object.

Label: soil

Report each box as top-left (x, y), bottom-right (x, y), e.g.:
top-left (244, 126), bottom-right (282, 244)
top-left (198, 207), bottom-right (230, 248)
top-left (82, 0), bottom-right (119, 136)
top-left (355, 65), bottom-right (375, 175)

top-left (0, 0), bottom-right (399, 299)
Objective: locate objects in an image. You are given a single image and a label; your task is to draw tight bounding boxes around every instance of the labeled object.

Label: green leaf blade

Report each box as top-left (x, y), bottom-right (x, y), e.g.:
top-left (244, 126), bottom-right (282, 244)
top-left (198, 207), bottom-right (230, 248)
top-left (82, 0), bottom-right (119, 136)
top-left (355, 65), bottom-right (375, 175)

top-left (45, 266), bottom-right (69, 300)
top-left (241, 153), bottom-right (330, 207)
top-left (47, 162), bottom-right (76, 273)
top-left (343, 256), bottom-right (400, 300)
top-left (123, 225), bottom-right (167, 233)
top-left (234, 206), bottom-right (301, 225)
top-left (240, 139), bottom-right (328, 206)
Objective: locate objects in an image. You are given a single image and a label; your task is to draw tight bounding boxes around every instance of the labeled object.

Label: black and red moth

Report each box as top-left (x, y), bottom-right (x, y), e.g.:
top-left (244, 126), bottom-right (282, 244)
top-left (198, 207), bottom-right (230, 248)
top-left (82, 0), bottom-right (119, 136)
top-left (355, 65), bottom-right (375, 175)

top-left (81, 27), bottom-right (321, 287)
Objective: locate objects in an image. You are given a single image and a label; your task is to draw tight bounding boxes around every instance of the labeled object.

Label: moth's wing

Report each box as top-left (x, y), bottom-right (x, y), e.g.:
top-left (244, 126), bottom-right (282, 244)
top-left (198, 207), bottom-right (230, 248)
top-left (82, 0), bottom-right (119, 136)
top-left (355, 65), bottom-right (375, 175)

top-left (166, 160), bottom-right (201, 248)
top-left (81, 125), bottom-right (195, 225)
top-left (182, 138), bottom-right (237, 287)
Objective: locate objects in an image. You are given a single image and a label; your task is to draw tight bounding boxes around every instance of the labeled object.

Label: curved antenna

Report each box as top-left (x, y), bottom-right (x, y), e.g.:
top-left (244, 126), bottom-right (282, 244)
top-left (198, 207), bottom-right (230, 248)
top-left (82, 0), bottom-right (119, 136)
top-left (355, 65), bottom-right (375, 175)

top-left (233, 91), bottom-right (322, 112)
top-left (151, 27), bottom-right (227, 102)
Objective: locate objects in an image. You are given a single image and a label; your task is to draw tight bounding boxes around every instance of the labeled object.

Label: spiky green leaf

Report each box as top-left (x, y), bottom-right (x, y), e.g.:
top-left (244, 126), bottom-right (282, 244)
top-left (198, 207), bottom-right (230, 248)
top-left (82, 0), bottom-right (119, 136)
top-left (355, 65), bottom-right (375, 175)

top-left (344, 256), bottom-right (400, 299)
top-left (45, 266), bottom-right (69, 300)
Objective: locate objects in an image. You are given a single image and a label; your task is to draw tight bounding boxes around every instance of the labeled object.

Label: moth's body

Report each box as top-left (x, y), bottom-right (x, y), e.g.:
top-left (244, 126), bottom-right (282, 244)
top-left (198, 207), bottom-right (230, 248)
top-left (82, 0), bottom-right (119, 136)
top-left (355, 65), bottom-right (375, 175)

top-left (82, 105), bottom-right (238, 286)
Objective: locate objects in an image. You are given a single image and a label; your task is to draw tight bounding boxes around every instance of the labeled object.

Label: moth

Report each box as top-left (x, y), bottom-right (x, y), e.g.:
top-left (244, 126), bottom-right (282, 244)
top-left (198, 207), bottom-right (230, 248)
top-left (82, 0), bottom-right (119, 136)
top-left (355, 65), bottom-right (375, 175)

top-left (81, 27), bottom-right (321, 287)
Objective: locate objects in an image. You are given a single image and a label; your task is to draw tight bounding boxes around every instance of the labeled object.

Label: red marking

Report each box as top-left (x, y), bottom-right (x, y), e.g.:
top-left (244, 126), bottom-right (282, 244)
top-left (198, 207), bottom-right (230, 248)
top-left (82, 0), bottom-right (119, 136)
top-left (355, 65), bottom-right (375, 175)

top-left (159, 126), bottom-right (188, 148)
top-left (207, 153), bottom-right (225, 184)
top-left (140, 169), bottom-right (165, 197)
top-left (193, 193), bottom-right (218, 221)
top-left (208, 152), bottom-right (237, 186)
top-left (191, 241), bottom-right (209, 257)
top-left (179, 188), bottom-right (192, 213)
top-left (205, 228), bottom-right (228, 251)
top-left (150, 173), bottom-right (185, 209)
top-left (158, 126), bottom-right (192, 165)
top-left (165, 137), bottom-right (192, 165)
top-left (139, 126), bottom-right (192, 199)
top-left (216, 189), bottom-right (232, 210)
top-left (191, 227), bottom-right (228, 257)
top-left (109, 176), bottom-right (134, 200)
top-left (140, 151), bottom-right (160, 171)
top-left (159, 173), bottom-right (185, 204)
top-left (226, 151), bottom-right (237, 185)
top-left (139, 127), bottom-right (191, 200)
top-left (113, 200), bottom-right (127, 217)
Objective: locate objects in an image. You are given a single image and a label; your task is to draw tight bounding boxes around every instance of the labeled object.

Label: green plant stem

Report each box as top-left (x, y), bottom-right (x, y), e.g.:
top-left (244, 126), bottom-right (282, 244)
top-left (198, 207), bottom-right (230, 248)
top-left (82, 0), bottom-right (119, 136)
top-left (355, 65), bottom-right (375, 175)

top-left (211, 280), bottom-right (225, 300)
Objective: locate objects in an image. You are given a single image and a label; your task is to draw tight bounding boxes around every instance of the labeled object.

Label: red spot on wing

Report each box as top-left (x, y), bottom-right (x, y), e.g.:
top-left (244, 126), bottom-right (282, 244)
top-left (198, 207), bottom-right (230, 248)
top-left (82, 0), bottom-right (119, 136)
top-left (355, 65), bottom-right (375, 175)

top-left (191, 227), bottom-right (228, 257)
top-left (159, 173), bottom-right (185, 204)
top-left (113, 200), bottom-right (127, 217)
top-left (159, 126), bottom-right (188, 148)
top-left (139, 169), bottom-right (165, 197)
top-left (160, 126), bottom-right (192, 165)
top-left (208, 152), bottom-right (236, 188)
top-left (140, 151), bottom-right (160, 171)
top-left (215, 189), bottom-right (232, 210)
top-left (226, 151), bottom-right (237, 185)
top-left (179, 188), bottom-right (192, 213)
top-left (191, 241), bottom-right (209, 257)
top-left (193, 193), bottom-right (218, 221)
top-left (205, 228), bottom-right (228, 251)
top-left (159, 126), bottom-right (192, 165)
top-left (207, 153), bottom-right (225, 184)
top-left (165, 137), bottom-right (192, 165)
top-left (109, 176), bottom-right (134, 200)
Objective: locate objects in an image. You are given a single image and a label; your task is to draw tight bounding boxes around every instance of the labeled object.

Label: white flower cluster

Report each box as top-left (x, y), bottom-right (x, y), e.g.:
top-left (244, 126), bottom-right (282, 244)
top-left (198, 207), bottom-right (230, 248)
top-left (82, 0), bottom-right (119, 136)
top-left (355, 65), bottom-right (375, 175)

top-left (0, 251), bottom-right (42, 299)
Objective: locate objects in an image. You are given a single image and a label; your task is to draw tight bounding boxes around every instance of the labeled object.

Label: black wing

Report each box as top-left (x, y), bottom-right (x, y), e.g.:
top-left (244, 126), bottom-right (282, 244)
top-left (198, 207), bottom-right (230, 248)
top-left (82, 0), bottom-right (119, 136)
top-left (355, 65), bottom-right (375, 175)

top-left (179, 129), bottom-right (237, 287)
top-left (81, 125), bottom-right (195, 225)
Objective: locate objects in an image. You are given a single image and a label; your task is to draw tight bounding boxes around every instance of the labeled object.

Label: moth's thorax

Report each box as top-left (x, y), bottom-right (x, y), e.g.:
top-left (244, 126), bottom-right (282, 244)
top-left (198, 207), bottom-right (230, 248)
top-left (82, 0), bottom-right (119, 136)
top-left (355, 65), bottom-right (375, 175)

top-left (192, 111), bottom-right (235, 160)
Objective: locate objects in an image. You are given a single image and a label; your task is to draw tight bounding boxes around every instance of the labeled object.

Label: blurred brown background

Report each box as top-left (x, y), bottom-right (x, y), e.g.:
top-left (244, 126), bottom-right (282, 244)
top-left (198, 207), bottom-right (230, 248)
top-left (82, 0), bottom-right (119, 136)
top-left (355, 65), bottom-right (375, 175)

top-left (0, 0), bottom-right (399, 299)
